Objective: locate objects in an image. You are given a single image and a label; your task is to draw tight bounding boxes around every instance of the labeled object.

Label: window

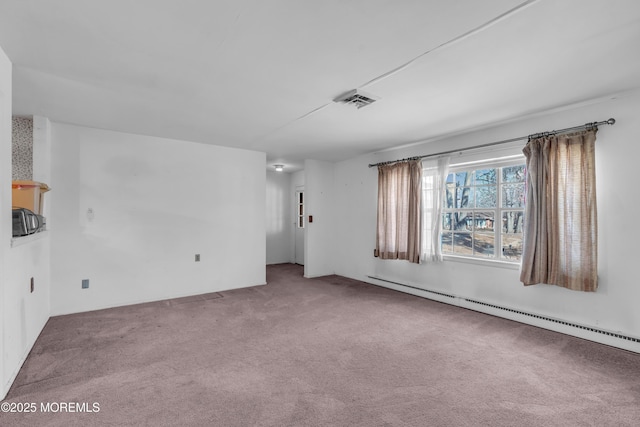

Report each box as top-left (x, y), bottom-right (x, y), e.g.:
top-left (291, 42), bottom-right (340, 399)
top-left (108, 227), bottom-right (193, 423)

top-left (296, 190), bottom-right (304, 228)
top-left (440, 158), bottom-right (525, 263)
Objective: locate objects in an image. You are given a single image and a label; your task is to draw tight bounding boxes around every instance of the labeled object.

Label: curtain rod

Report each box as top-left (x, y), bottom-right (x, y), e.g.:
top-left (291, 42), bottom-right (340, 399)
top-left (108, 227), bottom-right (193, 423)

top-left (368, 118), bottom-right (616, 168)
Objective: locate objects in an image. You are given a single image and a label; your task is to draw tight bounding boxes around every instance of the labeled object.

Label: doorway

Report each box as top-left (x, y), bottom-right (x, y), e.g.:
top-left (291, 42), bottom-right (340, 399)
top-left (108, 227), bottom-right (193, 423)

top-left (294, 186), bottom-right (304, 265)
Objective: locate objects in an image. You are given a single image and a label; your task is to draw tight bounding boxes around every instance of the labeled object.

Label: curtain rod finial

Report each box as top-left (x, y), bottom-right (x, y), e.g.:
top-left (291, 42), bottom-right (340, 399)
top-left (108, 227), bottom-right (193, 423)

top-left (607, 118), bottom-right (616, 125)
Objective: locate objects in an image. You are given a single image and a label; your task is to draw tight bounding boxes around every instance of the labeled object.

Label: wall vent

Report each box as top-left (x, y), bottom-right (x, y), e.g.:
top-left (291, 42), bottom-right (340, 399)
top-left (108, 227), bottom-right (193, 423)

top-left (333, 89), bottom-right (379, 109)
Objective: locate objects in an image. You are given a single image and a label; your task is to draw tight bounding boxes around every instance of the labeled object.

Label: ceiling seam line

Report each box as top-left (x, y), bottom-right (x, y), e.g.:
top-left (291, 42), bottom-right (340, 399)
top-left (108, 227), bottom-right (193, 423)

top-left (359, 0), bottom-right (540, 89)
top-left (252, 0), bottom-right (541, 147)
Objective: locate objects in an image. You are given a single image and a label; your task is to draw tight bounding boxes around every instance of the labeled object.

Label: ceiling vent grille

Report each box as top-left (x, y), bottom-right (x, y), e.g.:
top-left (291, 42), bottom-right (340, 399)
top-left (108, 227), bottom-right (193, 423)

top-left (333, 89), bottom-right (379, 109)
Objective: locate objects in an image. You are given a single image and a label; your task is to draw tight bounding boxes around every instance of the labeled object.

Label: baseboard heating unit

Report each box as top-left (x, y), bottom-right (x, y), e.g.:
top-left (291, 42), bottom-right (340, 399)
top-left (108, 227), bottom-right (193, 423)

top-left (366, 275), bottom-right (640, 353)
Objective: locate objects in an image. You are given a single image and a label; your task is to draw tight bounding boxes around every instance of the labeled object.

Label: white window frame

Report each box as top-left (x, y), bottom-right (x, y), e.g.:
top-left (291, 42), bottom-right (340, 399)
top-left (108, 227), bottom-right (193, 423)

top-left (439, 155), bottom-right (526, 268)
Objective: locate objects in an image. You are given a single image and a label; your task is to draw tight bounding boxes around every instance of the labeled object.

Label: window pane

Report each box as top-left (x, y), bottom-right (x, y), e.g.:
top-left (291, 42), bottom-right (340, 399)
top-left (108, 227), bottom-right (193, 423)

top-left (453, 233), bottom-right (472, 255)
top-left (442, 213), bottom-right (453, 231)
top-left (502, 183), bottom-right (525, 208)
top-left (446, 172), bottom-right (455, 184)
top-left (453, 212), bottom-right (472, 231)
top-left (457, 187), bottom-right (473, 208)
top-left (502, 211), bottom-right (524, 234)
top-left (474, 231), bottom-right (495, 257)
top-left (474, 211), bottom-right (495, 232)
top-left (442, 232), bottom-right (453, 254)
top-left (502, 165), bottom-right (525, 183)
top-left (445, 175), bottom-right (456, 208)
top-left (475, 186), bottom-right (496, 208)
top-left (474, 168), bottom-right (496, 185)
top-left (502, 211), bottom-right (523, 261)
top-left (455, 171), bottom-right (471, 187)
top-left (502, 233), bottom-right (523, 260)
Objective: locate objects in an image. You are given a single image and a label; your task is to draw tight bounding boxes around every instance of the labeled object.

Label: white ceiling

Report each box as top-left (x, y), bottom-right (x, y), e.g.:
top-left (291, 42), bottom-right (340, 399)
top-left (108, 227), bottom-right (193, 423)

top-left (1, 0), bottom-right (640, 172)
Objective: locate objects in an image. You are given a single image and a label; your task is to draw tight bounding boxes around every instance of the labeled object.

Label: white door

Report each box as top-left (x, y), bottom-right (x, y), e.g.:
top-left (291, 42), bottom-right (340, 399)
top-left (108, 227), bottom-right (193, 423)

top-left (294, 187), bottom-right (304, 265)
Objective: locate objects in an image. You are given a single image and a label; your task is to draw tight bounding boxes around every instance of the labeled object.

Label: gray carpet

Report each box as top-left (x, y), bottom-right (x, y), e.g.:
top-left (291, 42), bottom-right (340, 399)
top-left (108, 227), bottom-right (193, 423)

top-left (2, 263), bottom-right (639, 426)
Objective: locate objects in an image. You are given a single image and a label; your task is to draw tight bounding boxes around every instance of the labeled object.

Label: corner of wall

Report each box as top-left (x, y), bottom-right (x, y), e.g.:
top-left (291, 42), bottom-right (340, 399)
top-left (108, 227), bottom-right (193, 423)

top-left (0, 43), bottom-right (13, 400)
top-left (303, 160), bottom-right (336, 278)
top-left (1, 60), bottom-right (53, 401)
top-left (33, 116), bottom-right (52, 184)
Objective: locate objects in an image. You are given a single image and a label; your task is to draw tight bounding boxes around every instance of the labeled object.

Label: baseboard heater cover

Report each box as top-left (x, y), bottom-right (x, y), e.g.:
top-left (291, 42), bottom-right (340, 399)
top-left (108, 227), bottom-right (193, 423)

top-left (465, 298), bottom-right (640, 343)
top-left (367, 275), bottom-right (640, 345)
top-left (368, 275), bottom-right (457, 300)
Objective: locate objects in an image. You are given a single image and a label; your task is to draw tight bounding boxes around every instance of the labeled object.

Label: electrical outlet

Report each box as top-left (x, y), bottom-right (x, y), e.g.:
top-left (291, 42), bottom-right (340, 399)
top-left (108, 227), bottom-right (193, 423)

top-left (30, 277), bottom-right (34, 293)
top-left (82, 279), bottom-right (89, 289)
top-left (195, 254), bottom-right (200, 262)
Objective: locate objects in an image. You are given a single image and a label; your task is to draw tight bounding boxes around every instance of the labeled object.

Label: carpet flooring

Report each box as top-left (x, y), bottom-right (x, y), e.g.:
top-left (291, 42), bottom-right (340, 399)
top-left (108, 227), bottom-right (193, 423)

top-left (1, 263), bottom-right (639, 426)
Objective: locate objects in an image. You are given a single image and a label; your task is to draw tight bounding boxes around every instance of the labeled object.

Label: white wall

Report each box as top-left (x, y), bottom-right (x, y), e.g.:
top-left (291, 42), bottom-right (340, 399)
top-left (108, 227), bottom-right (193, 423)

top-left (3, 115), bottom-right (53, 399)
top-left (332, 90), bottom-right (640, 350)
top-left (266, 170), bottom-right (292, 264)
top-left (50, 123), bottom-right (266, 315)
top-left (1, 50), bottom-right (51, 400)
top-left (4, 235), bottom-right (51, 390)
top-left (290, 171), bottom-right (305, 192)
top-left (0, 43), bottom-right (11, 400)
top-left (304, 160), bottom-right (335, 278)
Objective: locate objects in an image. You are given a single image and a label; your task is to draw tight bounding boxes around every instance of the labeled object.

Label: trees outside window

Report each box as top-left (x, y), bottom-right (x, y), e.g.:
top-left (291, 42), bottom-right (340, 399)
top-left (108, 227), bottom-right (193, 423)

top-left (441, 160), bottom-right (525, 262)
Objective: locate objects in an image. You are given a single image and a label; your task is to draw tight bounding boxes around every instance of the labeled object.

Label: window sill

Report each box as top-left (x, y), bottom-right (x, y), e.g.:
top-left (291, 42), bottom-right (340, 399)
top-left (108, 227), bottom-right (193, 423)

top-left (11, 230), bottom-right (49, 248)
top-left (443, 254), bottom-right (521, 270)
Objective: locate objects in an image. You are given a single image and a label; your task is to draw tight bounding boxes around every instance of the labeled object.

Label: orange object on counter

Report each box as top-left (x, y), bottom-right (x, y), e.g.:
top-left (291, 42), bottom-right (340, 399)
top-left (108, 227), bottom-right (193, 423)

top-left (12, 180), bottom-right (50, 215)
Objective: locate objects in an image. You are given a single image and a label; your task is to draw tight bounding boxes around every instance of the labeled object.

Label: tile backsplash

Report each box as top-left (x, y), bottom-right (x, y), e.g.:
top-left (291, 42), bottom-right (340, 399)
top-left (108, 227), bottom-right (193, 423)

top-left (12, 116), bottom-right (33, 180)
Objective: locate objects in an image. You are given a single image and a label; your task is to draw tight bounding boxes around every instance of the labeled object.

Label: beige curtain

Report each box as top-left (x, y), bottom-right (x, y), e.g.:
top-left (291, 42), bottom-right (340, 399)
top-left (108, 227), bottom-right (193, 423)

top-left (376, 160), bottom-right (422, 263)
top-left (520, 129), bottom-right (598, 291)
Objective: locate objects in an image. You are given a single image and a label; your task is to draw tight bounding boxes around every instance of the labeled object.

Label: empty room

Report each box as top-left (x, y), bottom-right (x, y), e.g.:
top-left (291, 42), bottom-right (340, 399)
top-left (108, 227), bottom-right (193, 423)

top-left (1, 0), bottom-right (640, 426)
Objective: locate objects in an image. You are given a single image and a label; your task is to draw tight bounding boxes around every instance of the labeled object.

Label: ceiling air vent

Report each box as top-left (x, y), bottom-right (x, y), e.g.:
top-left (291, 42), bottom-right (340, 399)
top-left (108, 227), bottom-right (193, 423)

top-left (333, 89), bottom-right (379, 109)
